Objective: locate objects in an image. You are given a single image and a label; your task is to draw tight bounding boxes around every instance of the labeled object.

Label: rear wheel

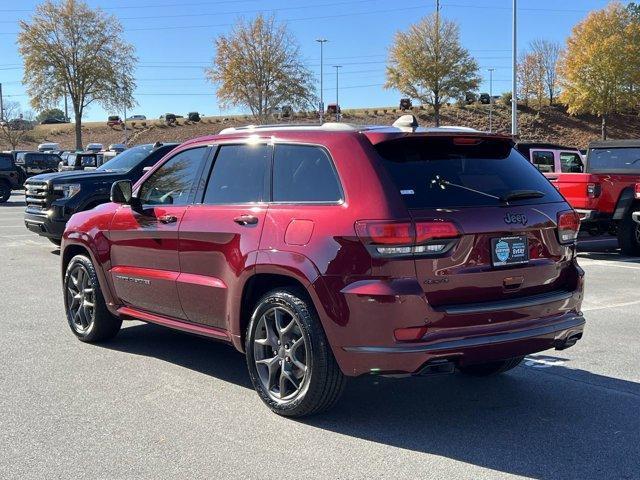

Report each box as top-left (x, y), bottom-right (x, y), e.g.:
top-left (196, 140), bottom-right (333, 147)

top-left (0, 180), bottom-right (10, 203)
top-left (63, 254), bottom-right (122, 342)
top-left (459, 356), bottom-right (524, 376)
top-left (245, 288), bottom-right (346, 417)
top-left (618, 210), bottom-right (640, 256)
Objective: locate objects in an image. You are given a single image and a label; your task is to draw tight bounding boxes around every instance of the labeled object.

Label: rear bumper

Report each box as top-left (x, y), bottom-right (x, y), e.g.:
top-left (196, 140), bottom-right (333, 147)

top-left (339, 312), bottom-right (585, 376)
top-left (24, 209), bottom-right (67, 239)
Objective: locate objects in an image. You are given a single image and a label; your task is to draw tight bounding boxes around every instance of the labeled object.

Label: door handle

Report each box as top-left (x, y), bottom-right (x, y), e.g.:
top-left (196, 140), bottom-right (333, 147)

top-left (158, 214), bottom-right (178, 224)
top-left (234, 214), bottom-right (259, 226)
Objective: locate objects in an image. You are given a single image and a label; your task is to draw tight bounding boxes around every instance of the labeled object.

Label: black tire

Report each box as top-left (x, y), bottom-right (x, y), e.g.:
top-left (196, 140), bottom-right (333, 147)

top-left (48, 238), bottom-right (62, 247)
top-left (63, 254), bottom-right (122, 342)
top-left (459, 356), bottom-right (524, 376)
top-left (245, 288), bottom-right (346, 417)
top-left (0, 180), bottom-right (10, 203)
top-left (618, 210), bottom-right (640, 256)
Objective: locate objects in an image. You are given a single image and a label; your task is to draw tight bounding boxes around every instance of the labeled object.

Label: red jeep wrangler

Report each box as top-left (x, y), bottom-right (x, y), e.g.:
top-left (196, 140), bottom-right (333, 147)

top-left (551, 140), bottom-right (640, 254)
top-left (60, 119), bottom-right (585, 416)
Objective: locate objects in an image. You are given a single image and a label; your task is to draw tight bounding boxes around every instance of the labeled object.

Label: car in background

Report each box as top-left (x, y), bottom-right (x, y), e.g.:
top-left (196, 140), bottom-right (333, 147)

top-left (15, 151), bottom-right (61, 178)
top-left (515, 142), bottom-right (585, 175)
top-left (479, 93), bottom-right (491, 104)
top-left (40, 117), bottom-right (68, 125)
top-left (126, 115), bottom-right (146, 121)
top-left (187, 112), bottom-right (201, 122)
top-left (107, 116), bottom-right (123, 127)
top-left (58, 151), bottom-right (105, 172)
top-left (107, 143), bottom-right (127, 153)
top-left (0, 152), bottom-right (24, 202)
top-left (85, 143), bottom-right (103, 153)
top-left (399, 98), bottom-right (412, 110)
top-left (24, 142), bottom-right (178, 245)
top-left (550, 139), bottom-right (640, 253)
top-left (37, 142), bottom-right (61, 152)
top-left (58, 118), bottom-right (584, 417)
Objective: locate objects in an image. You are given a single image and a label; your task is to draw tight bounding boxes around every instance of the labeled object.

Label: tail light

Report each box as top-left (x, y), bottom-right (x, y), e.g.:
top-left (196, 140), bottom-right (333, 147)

top-left (635, 183), bottom-right (640, 199)
top-left (355, 220), bottom-right (460, 257)
top-left (557, 210), bottom-right (580, 244)
top-left (587, 183), bottom-right (601, 198)
top-left (394, 326), bottom-right (428, 342)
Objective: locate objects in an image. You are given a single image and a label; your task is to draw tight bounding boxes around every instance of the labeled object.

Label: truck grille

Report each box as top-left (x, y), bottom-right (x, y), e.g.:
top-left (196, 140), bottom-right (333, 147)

top-left (24, 180), bottom-right (51, 210)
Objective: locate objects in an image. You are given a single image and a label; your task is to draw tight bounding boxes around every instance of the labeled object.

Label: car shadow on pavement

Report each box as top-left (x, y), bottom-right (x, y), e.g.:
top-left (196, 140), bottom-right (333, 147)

top-left (103, 322), bottom-right (638, 479)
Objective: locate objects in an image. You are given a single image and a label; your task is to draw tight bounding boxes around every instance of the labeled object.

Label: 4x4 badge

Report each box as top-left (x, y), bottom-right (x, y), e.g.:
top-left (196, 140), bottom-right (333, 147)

top-left (504, 213), bottom-right (527, 225)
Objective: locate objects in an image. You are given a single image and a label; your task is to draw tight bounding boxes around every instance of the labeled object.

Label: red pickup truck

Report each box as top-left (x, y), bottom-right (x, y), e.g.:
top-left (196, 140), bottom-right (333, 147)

top-left (548, 140), bottom-right (640, 255)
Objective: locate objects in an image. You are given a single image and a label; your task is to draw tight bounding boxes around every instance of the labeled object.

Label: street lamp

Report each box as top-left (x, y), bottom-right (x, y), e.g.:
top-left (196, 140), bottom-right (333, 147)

top-left (512, 0), bottom-right (518, 136)
top-left (333, 65), bottom-right (342, 122)
top-left (316, 38), bottom-right (328, 123)
top-left (488, 68), bottom-right (495, 132)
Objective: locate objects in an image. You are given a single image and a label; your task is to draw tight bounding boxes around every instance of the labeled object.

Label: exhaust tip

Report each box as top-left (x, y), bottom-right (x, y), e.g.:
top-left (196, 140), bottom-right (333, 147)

top-left (415, 359), bottom-right (456, 376)
top-left (554, 332), bottom-right (583, 351)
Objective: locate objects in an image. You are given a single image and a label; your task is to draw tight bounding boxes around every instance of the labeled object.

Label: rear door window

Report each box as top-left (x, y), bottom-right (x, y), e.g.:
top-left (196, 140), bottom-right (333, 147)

top-left (560, 152), bottom-right (584, 173)
top-left (272, 144), bottom-right (342, 202)
top-left (532, 151), bottom-right (555, 173)
top-left (375, 137), bottom-right (564, 208)
top-left (202, 144), bottom-right (270, 204)
top-left (0, 155), bottom-right (12, 169)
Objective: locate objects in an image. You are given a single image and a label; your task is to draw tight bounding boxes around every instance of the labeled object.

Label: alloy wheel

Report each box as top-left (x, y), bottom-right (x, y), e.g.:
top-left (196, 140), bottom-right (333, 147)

top-left (66, 264), bottom-right (95, 333)
top-left (634, 222), bottom-right (640, 246)
top-left (253, 306), bottom-right (309, 402)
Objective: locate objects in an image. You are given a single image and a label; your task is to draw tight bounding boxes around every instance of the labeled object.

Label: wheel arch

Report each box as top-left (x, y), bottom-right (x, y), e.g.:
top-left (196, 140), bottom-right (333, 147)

top-left (612, 187), bottom-right (637, 220)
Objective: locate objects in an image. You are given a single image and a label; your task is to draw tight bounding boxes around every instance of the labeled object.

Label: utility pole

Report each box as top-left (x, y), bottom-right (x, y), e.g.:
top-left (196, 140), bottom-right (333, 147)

top-left (512, 0), bottom-right (518, 136)
top-left (488, 68), bottom-right (495, 132)
top-left (64, 94), bottom-right (68, 122)
top-left (0, 82), bottom-right (4, 122)
top-left (123, 67), bottom-right (128, 144)
top-left (316, 38), bottom-right (328, 123)
top-left (333, 65), bottom-right (342, 122)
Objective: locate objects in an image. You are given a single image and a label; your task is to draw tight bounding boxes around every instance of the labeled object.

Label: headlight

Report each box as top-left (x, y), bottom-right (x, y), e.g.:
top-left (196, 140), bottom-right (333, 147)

top-left (53, 183), bottom-right (81, 198)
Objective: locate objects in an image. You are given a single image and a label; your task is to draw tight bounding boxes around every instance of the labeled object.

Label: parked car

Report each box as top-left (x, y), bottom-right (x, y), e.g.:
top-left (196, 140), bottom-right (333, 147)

top-left (59, 117), bottom-right (584, 417)
top-left (550, 139), bottom-right (640, 252)
top-left (515, 142), bottom-right (584, 175)
top-left (40, 117), bottom-right (68, 125)
top-left (38, 142), bottom-right (61, 152)
top-left (281, 105), bottom-right (293, 118)
top-left (85, 143), bottom-right (103, 153)
top-left (107, 143), bottom-right (127, 153)
top-left (164, 113), bottom-right (177, 124)
top-left (107, 116), bottom-right (123, 127)
top-left (399, 98), bottom-right (412, 110)
top-left (326, 104), bottom-right (341, 116)
top-left (126, 115), bottom-right (146, 121)
top-left (0, 152), bottom-right (24, 202)
top-left (464, 92), bottom-right (477, 105)
top-left (58, 152), bottom-right (105, 172)
top-left (15, 151), bottom-right (61, 178)
top-left (187, 112), bottom-right (201, 122)
top-left (479, 93), bottom-right (491, 104)
top-left (24, 142), bottom-right (178, 245)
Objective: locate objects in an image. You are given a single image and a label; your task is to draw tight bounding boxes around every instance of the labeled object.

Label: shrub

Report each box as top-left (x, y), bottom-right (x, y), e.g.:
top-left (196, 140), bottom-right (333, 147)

top-left (130, 121), bottom-right (136, 128)
top-left (501, 91), bottom-right (513, 106)
top-left (373, 109), bottom-right (379, 115)
top-left (141, 121), bottom-right (147, 127)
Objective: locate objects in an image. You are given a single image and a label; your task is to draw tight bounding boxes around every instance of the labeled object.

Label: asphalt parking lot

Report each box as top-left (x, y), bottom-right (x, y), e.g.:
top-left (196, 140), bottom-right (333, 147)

top-left (1, 191), bottom-right (638, 480)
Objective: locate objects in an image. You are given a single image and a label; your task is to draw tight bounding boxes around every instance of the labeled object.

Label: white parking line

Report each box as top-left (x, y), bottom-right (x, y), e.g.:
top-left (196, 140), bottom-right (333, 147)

top-left (582, 300), bottom-right (640, 312)
top-left (579, 261), bottom-right (640, 270)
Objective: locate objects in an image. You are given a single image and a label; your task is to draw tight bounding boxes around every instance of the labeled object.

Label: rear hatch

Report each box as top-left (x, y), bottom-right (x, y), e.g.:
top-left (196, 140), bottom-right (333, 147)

top-left (372, 135), bottom-right (580, 309)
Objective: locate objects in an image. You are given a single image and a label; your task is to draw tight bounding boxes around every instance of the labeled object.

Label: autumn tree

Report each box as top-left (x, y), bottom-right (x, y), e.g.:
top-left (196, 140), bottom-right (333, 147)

top-left (385, 13), bottom-right (480, 126)
top-left (530, 39), bottom-right (562, 105)
top-left (559, 2), bottom-right (640, 139)
top-left (0, 101), bottom-right (35, 150)
top-left (18, 0), bottom-right (137, 149)
top-left (207, 14), bottom-right (316, 123)
top-left (517, 52), bottom-right (545, 109)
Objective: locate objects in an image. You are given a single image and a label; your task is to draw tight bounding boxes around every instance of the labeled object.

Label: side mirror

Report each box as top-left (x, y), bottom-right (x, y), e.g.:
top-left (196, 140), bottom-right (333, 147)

top-left (110, 180), bottom-right (133, 204)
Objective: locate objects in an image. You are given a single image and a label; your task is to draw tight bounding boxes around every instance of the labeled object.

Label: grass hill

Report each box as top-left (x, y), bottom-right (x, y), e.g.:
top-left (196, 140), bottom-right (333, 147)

top-left (5, 103), bottom-right (640, 151)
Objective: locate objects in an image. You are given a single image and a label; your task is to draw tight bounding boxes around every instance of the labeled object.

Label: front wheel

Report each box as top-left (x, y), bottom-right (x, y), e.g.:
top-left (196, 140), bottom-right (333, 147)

top-left (64, 254), bottom-right (122, 342)
top-left (459, 356), bottom-right (524, 376)
top-left (618, 211), bottom-right (640, 256)
top-left (245, 288), bottom-right (346, 417)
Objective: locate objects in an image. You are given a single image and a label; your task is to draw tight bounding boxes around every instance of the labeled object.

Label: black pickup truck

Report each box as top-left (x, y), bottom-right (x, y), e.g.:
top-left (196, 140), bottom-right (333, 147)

top-left (24, 142), bottom-right (177, 245)
top-left (0, 152), bottom-right (24, 202)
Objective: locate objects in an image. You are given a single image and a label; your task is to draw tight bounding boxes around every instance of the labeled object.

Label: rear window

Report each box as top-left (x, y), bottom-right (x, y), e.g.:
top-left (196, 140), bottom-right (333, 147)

top-left (375, 137), bottom-right (564, 208)
top-left (587, 147), bottom-right (640, 173)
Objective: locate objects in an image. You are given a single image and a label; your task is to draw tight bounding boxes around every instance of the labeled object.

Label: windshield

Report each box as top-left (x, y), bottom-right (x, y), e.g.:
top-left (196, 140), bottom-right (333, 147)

top-left (587, 147), bottom-right (640, 173)
top-left (96, 144), bottom-right (153, 172)
top-left (375, 137), bottom-right (564, 208)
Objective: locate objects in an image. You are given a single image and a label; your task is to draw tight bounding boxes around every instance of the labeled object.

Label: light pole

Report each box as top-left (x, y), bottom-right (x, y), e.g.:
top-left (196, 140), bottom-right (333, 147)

top-left (488, 68), bottom-right (495, 132)
top-left (512, 0), bottom-right (518, 136)
top-left (0, 82), bottom-right (4, 121)
top-left (333, 65), bottom-right (342, 122)
top-left (316, 38), bottom-right (328, 123)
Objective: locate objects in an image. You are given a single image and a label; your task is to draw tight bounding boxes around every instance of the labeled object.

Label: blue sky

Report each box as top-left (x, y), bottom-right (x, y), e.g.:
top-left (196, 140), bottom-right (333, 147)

top-left (0, 0), bottom-right (627, 121)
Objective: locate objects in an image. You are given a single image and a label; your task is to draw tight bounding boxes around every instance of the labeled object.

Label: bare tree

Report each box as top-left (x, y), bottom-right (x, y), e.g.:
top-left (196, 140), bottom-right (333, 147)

top-left (0, 101), bottom-right (35, 150)
top-left (385, 13), bottom-right (480, 126)
top-left (207, 14), bottom-right (316, 123)
top-left (18, 0), bottom-right (137, 150)
top-left (530, 39), bottom-right (562, 105)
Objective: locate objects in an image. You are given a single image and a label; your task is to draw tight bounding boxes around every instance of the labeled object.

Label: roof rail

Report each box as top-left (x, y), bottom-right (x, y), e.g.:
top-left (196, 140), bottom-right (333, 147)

top-left (219, 123), bottom-right (357, 134)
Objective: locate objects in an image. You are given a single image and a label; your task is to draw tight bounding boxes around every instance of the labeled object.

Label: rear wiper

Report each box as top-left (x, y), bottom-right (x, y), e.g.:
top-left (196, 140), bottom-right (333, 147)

top-left (501, 190), bottom-right (545, 202)
top-left (430, 176), bottom-right (544, 204)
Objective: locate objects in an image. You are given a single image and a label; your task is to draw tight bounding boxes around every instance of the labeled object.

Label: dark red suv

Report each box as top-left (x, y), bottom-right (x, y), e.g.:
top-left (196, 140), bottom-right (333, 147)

top-left (60, 119), bottom-right (585, 417)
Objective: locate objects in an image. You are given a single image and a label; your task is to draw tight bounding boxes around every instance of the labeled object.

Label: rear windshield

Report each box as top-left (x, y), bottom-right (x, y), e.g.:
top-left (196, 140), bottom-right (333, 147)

top-left (587, 147), bottom-right (640, 173)
top-left (375, 137), bottom-right (564, 208)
